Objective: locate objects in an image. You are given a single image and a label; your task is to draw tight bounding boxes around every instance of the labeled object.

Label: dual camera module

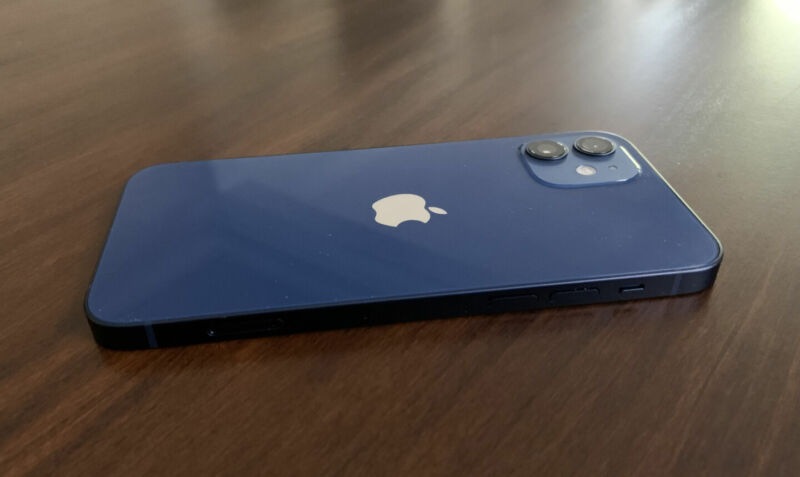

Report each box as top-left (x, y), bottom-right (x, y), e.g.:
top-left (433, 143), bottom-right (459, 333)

top-left (524, 136), bottom-right (616, 161)
top-left (520, 134), bottom-right (638, 186)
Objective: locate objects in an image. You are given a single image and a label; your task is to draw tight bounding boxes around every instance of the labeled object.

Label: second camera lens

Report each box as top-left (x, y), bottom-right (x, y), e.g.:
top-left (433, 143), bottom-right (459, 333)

top-left (525, 140), bottom-right (568, 160)
top-left (574, 136), bottom-right (616, 156)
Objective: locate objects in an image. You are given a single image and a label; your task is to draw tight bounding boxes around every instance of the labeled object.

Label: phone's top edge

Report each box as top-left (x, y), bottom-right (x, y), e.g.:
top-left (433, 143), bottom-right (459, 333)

top-left (126, 131), bottom-right (633, 174)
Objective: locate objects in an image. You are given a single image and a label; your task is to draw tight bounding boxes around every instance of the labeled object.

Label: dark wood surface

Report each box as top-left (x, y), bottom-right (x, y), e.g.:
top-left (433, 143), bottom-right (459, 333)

top-left (2, 0), bottom-right (800, 475)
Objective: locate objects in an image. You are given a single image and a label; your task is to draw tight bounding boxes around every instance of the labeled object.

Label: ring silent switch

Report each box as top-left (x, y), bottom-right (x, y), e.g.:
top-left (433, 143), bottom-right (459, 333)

top-left (549, 288), bottom-right (600, 305)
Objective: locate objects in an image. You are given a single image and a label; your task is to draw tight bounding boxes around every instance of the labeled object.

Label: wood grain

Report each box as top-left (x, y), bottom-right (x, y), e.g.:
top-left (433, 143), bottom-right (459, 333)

top-left (2, 0), bottom-right (800, 475)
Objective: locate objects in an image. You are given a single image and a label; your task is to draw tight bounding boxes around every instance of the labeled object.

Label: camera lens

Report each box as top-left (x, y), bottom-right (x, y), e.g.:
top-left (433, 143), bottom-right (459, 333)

top-left (574, 136), bottom-right (616, 156)
top-left (525, 140), bottom-right (568, 160)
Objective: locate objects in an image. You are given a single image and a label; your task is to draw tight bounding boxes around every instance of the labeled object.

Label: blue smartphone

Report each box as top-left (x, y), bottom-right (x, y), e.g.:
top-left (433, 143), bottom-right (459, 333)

top-left (86, 132), bottom-right (722, 348)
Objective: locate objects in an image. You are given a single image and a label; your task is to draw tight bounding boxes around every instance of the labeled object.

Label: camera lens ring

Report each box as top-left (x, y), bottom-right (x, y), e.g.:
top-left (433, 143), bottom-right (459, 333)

top-left (573, 136), bottom-right (616, 156)
top-left (524, 140), bottom-right (568, 161)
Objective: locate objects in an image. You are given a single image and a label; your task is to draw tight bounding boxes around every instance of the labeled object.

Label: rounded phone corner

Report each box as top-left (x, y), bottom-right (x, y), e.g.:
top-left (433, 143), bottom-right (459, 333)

top-left (84, 291), bottom-right (153, 349)
top-left (84, 287), bottom-right (118, 328)
top-left (676, 227), bottom-right (724, 293)
top-left (702, 232), bottom-right (724, 271)
top-left (125, 161), bottom-right (184, 189)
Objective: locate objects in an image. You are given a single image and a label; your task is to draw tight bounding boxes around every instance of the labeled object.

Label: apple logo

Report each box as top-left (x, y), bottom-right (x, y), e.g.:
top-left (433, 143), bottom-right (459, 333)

top-left (371, 193), bottom-right (447, 227)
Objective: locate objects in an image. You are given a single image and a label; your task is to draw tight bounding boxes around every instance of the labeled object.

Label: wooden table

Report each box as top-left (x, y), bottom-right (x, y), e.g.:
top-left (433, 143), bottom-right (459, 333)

top-left (2, 0), bottom-right (799, 475)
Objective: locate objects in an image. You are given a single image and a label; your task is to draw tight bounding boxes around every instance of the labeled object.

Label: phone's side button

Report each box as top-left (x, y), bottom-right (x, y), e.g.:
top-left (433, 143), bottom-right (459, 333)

top-left (549, 288), bottom-right (600, 305)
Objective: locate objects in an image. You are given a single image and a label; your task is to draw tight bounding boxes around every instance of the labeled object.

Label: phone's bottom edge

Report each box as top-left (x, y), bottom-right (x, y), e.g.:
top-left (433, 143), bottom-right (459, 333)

top-left (88, 263), bottom-right (720, 350)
